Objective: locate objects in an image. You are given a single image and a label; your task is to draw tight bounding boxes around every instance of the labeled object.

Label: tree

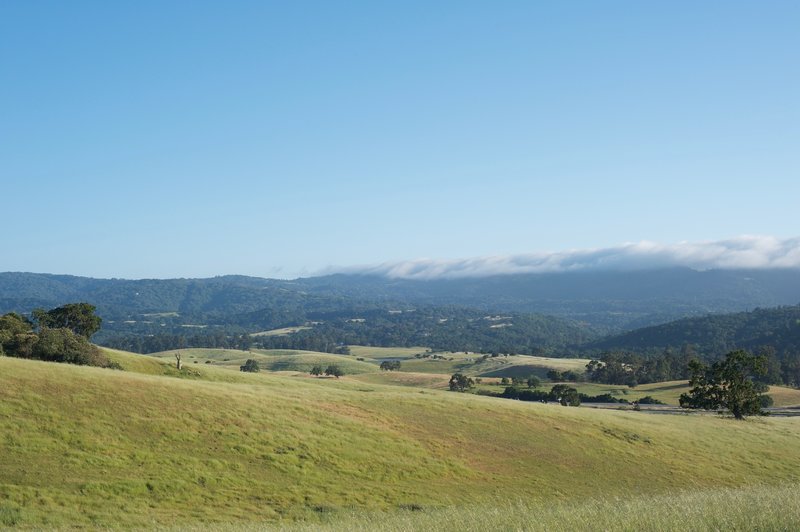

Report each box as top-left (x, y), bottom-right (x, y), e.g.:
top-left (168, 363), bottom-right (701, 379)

top-left (32, 303), bottom-right (102, 339)
top-left (0, 313), bottom-right (36, 357)
top-left (325, 364), bottom-right (343, 378)
top-left (240, 359), bottom-right (260, 372)
top-left (380, 360), bottom-right (401, 371)
top-left (32, 327), bottom-right (110, 366)
top-left (550, 384), bottom-right (580, 406)
top-left (310, 364), bottom-right (323, 377)
top-left (526, 375), bottom-right (541, 388)
top-left (448, 373), bottom-right (474, 392)
top-left (546, 369), bottom-right (563, 381)
top-left (679, 350), bottom-right (769, 420)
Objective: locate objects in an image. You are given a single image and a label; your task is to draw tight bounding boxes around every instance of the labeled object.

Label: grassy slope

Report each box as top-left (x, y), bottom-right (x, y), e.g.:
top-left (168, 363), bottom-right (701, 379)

top-left (146, 348), bottom-right (379, 375)
top-left (3, 355), bottom-right (800, 528)
top-left (276, 484), bottom-right (800, 531)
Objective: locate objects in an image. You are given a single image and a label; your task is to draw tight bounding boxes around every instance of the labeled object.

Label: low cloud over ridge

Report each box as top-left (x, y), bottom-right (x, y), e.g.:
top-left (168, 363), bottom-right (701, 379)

top-left (341, 236), bottom-right (800, 280)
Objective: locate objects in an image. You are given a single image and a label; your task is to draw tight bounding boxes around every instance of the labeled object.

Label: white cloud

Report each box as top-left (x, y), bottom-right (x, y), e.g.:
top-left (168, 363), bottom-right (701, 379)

top-left (336, 236), bottom-right (800, 280)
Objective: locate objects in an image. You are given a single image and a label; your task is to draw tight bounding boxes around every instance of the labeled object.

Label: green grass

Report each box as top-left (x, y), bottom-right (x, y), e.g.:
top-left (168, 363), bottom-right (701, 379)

top-left (347, 346), bottom-right (429, 360)
top-left (267, 483), bottom-right (800, 531)
top-left (350, 371), bottom-right (451, 389)
top-left (147, 348), bottom-right (379, 375)
top-left (396, 353), bottom-right (592, 379)
top-left (3, 354), bottom-right (800, 528)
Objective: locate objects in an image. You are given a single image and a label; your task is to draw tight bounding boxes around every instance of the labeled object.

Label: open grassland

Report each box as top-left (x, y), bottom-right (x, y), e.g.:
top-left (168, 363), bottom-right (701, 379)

top-left (397, 352), bottom-right (592, 379)
top-left (766, 384), bottom-right (800, 407)
top-left (347, 346), bottom-right (429, 360)
top-left (106, 347), bottom-right (800, 407)
top-left (3, 354), bottom-right (800, 528)
top-left (349, 371), bottom-right (451, 389)
top-left (267, 484), bottom-right (800, 532)
top-left (147, 348), bottom-right (379, 375)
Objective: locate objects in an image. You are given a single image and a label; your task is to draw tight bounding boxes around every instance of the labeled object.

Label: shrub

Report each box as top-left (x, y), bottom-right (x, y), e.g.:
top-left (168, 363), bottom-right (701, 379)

top-left (636, 395), bottom-right (665, 405)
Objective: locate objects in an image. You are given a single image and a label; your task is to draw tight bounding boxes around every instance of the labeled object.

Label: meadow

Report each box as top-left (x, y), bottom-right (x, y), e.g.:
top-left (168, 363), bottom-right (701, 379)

top-left (2, 348), bottom-right (800, 529)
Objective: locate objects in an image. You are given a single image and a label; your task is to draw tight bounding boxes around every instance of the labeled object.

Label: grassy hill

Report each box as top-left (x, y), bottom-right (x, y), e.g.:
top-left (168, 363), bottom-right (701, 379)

top-left (145, 347), bottom-right (380, 375)
top-left (3, 354), bottom-right (800, 528)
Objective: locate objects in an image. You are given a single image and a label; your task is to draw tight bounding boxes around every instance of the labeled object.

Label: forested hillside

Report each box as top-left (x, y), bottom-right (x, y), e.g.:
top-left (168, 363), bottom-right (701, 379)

top-left (4, 269), bottom-right (800, 334)
top-left (588, 305), bottom-right (800, 356)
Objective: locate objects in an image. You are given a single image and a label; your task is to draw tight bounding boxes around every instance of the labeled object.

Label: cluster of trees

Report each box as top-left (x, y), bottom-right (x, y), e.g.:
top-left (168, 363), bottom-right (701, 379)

top-left (585, 344), bottom-right (800, 389)
top-left (586, 306), bottom-right (800, 386)
top-left (546, 369), bottom-right (584, 382)
top-left (585, 348), bottom-right (698, 386)
top-left (309, 364), bottom-right (344, 378)
top-left (0, 303), bottom-right (116, 368)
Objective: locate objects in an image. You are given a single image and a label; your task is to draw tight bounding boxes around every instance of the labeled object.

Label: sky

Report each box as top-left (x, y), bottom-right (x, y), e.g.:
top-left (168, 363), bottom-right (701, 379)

top-left (2, 1), bottom-right (798, 279)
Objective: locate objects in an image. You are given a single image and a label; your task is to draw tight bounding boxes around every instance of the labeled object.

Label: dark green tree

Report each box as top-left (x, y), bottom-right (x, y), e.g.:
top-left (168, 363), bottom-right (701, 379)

top-left (325, 364), bottom-right (343, 378)
top-left (239, 359), bottom-right (260, 372)
top-left (448, 373), bottom-right (474, 392)
top-left (679, 350), bottom-right (769, 420)
top-left (550, 384), bottom-right (581, 406)
top-left (310, 364), bottom-right (323, 377)
top-left (32, 327), bottom-right (110, 366)
top-left (33, 303), bottom-right (102, 339)
top-left (526, 375), bottom-right (541, 388)
top-left (380, 360), bottom-right (401, 371)
top-left (0, 313), bottom-right (37, 358)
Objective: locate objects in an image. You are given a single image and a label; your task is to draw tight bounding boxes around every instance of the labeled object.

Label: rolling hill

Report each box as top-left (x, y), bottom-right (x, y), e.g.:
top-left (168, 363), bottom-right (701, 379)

top-left (2, 352), bottom-right (800, 528)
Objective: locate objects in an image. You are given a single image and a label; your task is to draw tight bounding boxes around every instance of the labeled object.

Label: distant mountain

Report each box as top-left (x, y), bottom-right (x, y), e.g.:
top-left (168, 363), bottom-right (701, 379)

top-left (0, 272), bottom-right (596, 354)
top-left (587, 305), bottom-right (800, 357)
top-left (290, 268), bottom-right (800, 331)
top-left (3, 268), bottom-right (800, 334)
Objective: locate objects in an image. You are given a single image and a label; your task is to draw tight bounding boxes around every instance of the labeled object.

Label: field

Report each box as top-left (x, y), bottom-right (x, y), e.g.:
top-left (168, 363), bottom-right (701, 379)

top-left (250, 327), bottom-right (311, 337)
top-left (3, 350), bottom-right (800, 529)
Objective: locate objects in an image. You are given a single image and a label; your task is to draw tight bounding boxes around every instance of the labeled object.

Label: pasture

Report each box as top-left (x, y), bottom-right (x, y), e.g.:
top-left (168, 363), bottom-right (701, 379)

top-left (2, 351), bottom-right (800, 528)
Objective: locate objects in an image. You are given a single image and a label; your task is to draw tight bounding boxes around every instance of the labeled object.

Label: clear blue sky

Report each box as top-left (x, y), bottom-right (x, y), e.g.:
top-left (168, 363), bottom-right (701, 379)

top-left (2, 1), bottom-right (798, 279)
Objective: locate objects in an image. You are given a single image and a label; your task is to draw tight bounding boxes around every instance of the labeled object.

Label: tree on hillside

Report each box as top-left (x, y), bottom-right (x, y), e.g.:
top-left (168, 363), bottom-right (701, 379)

top-left (679, 350), bottom-right (769, 420)
top-left (380, 360), bottom-right (401, 371)
top-left (240, 359), bottom-right (260, 373)
top-left (32, 303), bottom-right (102, 339)
top-left (526, 375), bottom-right (541, 388)
top-left (550, 384), bottom-right (581, 406)
top-left (448, 373), bottom-right (474, 392)
top-left (33, 327), bottom-right (109, 366)
top-left (0, 313), bottom-right (37, 358)
top-left (310, 364), bottom-right (323, 377)
top-left (325, 364), bottom-right (343, 378)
